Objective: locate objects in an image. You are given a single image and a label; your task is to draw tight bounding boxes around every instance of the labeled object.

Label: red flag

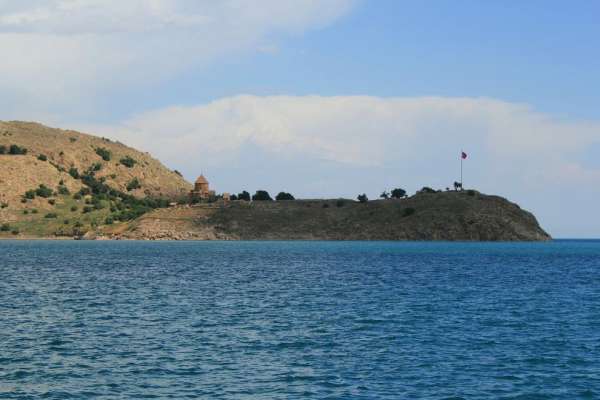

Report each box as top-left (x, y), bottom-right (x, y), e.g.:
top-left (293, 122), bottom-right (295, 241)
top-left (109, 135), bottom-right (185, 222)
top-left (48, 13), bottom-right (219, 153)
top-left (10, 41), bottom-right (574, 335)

top-left (461, 151), bottom-right (467, 160)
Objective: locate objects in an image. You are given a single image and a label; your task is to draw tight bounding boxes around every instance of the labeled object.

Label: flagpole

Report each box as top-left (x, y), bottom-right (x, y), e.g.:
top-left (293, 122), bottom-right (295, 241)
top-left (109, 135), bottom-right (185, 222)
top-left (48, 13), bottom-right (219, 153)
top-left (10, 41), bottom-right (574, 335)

top-left (460, 149), bottom-right (463, 188)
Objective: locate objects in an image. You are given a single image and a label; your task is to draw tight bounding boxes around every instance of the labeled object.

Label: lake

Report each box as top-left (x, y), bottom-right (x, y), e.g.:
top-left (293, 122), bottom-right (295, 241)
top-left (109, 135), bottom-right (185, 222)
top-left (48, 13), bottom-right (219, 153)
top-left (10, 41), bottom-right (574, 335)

top-left (1, 240), bottom-right (599, 399)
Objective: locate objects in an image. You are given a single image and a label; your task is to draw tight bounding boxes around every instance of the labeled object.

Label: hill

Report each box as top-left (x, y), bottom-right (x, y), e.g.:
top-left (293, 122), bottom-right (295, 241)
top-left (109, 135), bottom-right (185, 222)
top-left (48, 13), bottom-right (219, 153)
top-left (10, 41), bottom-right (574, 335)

top-left (108, 191), bottom-right (551, 241)
top-left (0, 121), bottom-right (191, 237)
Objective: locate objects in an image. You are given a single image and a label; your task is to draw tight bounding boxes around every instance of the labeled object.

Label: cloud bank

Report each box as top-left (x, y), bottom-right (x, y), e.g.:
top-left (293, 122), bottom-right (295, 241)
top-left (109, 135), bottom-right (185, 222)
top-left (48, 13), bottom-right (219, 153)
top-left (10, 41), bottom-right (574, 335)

top-left (85, 95), bottom-right (600, 237)
top-left (0, 0), bottom-right (355, 117)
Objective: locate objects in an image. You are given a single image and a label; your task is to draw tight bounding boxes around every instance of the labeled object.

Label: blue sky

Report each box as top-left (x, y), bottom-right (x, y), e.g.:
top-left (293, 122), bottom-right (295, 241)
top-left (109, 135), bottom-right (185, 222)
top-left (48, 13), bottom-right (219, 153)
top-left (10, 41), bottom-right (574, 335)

top-left (1, 0), bottom-right (599, 237)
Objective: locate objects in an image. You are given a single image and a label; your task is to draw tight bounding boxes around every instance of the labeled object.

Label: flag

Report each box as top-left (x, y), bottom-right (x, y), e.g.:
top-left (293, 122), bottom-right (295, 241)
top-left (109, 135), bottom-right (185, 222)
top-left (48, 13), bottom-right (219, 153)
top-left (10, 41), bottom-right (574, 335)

top-left (461, 151), bottom-right (467, 160)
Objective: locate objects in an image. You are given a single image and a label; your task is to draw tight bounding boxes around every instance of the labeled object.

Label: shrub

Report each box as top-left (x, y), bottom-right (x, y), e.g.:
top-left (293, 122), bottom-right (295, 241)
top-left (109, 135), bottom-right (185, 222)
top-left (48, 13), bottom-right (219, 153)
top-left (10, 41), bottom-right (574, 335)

top-left (0, 202), bottom-right (7, 209)
top-left (419, 187), bottom-right (436, 194)
top-left (11, 229), bottom-right (19, 235)
top-left (0, 145), bottom-right (6, 154)
top-left (237, 191), bottom-right (251, 201)
top-left (69, 167), bottom-right (80, 179)
top-left (37, 154), bottom-right (47, 161)
top-left (391, 188), bottom-right (407, 199)
top-left (31, 209), bottom-right (38, 214)
top-left (95, 147), bottom-right (111, 161)
top-left (126, 178), bottom-right (141, 191)
top-left (91, 162), bottom-right (102, 172)
top-left (105, 216), bottom-right (114, 225)
top-left (467, 190), bottom-right (476, 197)
top-left (252, 190), bottom-right (273, 201)
top-left (45, 213), bottom-right (58, 219)
top-left (0, 223), bottom-right (10, 232)
top-left (275, 192), bottom-right (295, 201)
top-left (73, 193), bottom-right (82, 200)
top-left (119, 156), bottom-right (137, 168)
top-left (357, 193), bottom-right (368, 203)
top-left (58, 185), bottom-right (70, 195)
top-left (48, 199), bottom-right (56, 206)
top-left (35, 185), bottom-right (53, 198)
top-left (82, 206), bottom-right (93, 213)
top-left (24, 190), bottom-right (36, 200)
top-left (71, 205), bottom-right (78, 212)
top-left (23, 210), bottom-right (29, 215)
top-left (380, 191), bottom-right (390, 199)
top-left (9, 144), bottom-right (27, 155)
top-left (63, 219), bottom-right (70, 225)
top-left (403, 207), bottom-right (416, 217)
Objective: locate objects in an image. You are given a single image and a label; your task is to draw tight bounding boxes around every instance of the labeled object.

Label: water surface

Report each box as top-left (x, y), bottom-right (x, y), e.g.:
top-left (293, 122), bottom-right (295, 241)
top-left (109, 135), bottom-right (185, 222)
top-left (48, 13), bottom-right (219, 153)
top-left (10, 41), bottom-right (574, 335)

top-left (1, 240), bottom-right (599, 399)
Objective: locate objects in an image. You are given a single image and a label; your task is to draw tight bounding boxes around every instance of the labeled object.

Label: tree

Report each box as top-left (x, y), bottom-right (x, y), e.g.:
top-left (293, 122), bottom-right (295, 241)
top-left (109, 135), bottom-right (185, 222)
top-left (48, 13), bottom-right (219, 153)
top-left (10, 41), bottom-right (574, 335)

top-left (276, 192), bottom-right (295, 201)
top-left (380, 190), bottom-right (390, 199)
top-left (230, 194), bottom-right (238, 201)
top-left (237, 191), bottom-right (251, 201)
top-left (390, 188), bottom-right (406, 199)
top-left (95, 147), bottom-right (111, 161)
top-left (9, 144), bottom-right (27, 155)
top-left (357, 193), bottom-right (368, 203)
top-left (252, 190), bottom-right (272, 201)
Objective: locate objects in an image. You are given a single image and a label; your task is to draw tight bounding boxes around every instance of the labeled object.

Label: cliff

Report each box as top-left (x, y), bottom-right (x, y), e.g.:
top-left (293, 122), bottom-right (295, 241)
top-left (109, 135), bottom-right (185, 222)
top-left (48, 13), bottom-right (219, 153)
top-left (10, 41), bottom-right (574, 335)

top-left (110, 191), bottom-right (551, 241)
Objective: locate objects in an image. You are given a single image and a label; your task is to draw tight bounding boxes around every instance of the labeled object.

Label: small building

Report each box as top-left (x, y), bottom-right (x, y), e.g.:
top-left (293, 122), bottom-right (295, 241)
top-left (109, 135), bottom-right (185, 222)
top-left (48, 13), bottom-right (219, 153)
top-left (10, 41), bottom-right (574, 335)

top-left (189, 174), bottom-right (215, 202)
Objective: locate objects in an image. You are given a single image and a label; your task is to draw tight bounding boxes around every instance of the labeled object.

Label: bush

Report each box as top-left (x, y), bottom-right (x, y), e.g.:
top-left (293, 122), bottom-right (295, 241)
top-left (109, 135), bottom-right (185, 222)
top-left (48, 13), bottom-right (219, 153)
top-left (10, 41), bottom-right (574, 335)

top-left (73, 193), bottom-right (82, 200)
top-left (45, 213), bottom-right (58, 219)
top-left (35, 185), bottom-right (53, 198)
top-left (48, 199), bottom-right (56, 206)
top-left (71, 205), bottom-right (78, 212)
top-left (467, 190), bottom-right (476, 197)
top-left (37, 154), bottom-right (47, 161)
top-left (119, 156), bottom-right (137, 168)
top-left (275, 192), bottom-right (295, 201)
top-left (95, 147), bottom-right (111, 161)
top-left (0, 223), bottom-right (10, 232)
top-left (0, 145), bottom-right (6, 154)
top-left (82, 206), bottom-right (93, 213)
top-left (9, 144), bottom-right (27, 155)
top-left (126, 178), bottom-right (141, 191)
top-left (23, 210), bottom-right (29, 215)
top-left (63, 219), bottom-right (70, 225)
top-left (11, 229), bottom-right (19, 235)
top-left (69, 167), bottom-right (80, 179)
top-left (357, 193), bottom-right (368, 203)
top-left (419, 187), bottom-right (436, 194)
top-left (24, 190), bottom-right (36, 200)
top-left (91, 162), bottom-right (102, 172)
top-left (403, 207), bottom-right (416, 217)
top-left (237, 191), bottom-right (251, 201)
top-left (391, 188), bottom-right (407, 199)
top-left (0, 202), bottom-right (7, 209)
top-left (57, 185), bottom-right (70, 195)
top-left (380, 191), bottom-right (390, 199)
top-left (252, 190), bottom-right (273, 201)
top-left (105, 216), bottom-right (114, 225)
top-left (31, 209), bottom-right (38, 214)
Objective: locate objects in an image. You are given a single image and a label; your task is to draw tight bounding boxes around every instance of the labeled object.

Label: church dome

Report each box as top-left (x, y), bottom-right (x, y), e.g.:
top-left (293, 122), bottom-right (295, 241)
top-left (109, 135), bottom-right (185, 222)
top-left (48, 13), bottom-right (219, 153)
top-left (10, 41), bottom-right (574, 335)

top-left (195, 175), bottom-right (208, 184)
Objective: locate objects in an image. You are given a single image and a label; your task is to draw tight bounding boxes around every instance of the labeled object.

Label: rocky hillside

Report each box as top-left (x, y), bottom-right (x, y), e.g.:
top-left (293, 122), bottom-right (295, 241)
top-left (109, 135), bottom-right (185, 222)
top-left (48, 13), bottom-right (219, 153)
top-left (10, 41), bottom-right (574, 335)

top-left (0, 121), bottom-right (191, 237)
top-left (111, 191), bottom-right (551, 241)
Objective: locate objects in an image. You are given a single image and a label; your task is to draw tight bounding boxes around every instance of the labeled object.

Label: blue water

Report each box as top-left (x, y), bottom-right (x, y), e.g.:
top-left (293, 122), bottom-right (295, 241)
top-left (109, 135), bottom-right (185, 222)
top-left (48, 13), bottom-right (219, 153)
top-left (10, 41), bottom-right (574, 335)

top-left (1, 240), bottom-right (600, 399)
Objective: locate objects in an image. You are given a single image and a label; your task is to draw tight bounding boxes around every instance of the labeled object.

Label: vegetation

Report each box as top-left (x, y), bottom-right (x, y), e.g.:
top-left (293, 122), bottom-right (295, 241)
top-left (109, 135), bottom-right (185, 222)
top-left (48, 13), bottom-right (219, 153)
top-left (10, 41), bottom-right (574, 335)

top-left (126, 178), bottom-right (141, 191)
top-left (357, 193), bottom-right (368, 203)
top-left (391, 188), bottom-right (407, 199)
top-left (95, 147), bottom-right (111, 161)
top-left (336, 199), bottom-right (346, 207)
top-left (0, 223), bottom-right (10, 232)
top-left (237, 191), bottom-right (251, 201)
top-left (37, 154), bottom-right (47, 161)
top-left (45, 213), bottom-right (58, 219)
top-left (9, 144), bottom-right (27, 155)
top-left (380, 190), bottom-right (390, 199)
top-left (0, 145), bottom-right (5, 154)
top-left (403, 207), bottom-right (416, 217)
top-left (252, 190), bottom-right (273, 201)
top-left (35, 185), bottom-right (54, 198)
top-left (69, 167), bottom-right (80, 179)
top-left (119, 156), bottom-right (137, 168)
top-left (275, 192), bottom-right (295, 201)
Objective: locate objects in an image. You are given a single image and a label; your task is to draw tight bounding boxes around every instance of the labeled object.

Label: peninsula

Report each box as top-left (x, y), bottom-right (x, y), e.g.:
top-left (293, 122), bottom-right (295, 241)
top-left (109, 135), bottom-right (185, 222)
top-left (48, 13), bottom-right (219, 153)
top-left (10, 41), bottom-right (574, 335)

top-left (0, 121), bottom-right (550, 241)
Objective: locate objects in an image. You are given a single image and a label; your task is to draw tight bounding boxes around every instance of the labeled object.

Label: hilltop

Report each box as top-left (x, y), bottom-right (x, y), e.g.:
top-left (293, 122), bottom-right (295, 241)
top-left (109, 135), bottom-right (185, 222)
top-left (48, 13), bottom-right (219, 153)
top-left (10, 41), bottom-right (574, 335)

top-left (0, 121), bottom-right (191, 237)
top-left (109, 191), bottom-right (551, 241)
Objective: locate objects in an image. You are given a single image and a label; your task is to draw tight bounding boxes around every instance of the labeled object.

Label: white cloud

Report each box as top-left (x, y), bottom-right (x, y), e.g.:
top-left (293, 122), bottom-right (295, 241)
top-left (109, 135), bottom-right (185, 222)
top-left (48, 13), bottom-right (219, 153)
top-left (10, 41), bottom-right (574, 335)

top-left (0, 0), bottom-right (355, 116)
top-left (82, 95), bottom-right (600, 237)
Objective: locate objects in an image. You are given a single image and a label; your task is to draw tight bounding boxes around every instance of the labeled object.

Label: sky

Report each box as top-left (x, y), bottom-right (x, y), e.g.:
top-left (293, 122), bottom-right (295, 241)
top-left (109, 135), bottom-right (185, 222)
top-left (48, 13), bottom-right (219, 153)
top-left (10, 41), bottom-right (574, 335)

top-left (1, 0), bottom-right (599, 238)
